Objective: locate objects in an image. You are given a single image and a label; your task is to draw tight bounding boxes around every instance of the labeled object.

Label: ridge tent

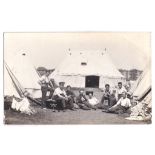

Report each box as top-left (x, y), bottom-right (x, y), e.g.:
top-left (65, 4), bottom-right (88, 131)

top-left (49, 51), bottom-right (125, 88)
top-left (6, 52), bottom-right (41, 98)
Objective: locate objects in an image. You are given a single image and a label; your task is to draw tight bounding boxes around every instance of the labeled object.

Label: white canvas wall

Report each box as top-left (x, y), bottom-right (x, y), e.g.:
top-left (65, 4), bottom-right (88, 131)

top-left (52, 74), bottom-right (124, 88)
top-left (99, 77), bottom-right (125, 89)
top-left (10, 54), bottom-right (40, 89)
top-left (53, 75), bottom-right (85, 88)
top-left (5, 53), bottom-right (41, 98)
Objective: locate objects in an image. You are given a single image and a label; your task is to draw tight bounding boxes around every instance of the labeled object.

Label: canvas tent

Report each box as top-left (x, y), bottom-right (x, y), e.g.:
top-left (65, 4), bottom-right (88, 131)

top-left (4, 62), bottom-right (37, 114)
top-left (5, 52), bottom-right (41, 98)
top-left (126, 63), bottom-right (151, 121)
top-left (4, 62), bottom-right (21, 98)
top-left (132, 63), bottom-right (151, 101)
top-left (50, 51), bottom-right (125, 88)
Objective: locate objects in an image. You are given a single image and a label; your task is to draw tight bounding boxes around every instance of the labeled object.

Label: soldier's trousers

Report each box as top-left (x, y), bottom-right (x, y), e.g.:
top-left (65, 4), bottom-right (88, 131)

top-left (41, 86), bottom-right (54, 107)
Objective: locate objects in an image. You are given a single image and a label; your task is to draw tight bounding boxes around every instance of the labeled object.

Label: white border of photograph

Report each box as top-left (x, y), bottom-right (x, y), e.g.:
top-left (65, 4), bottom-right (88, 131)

top-left (0, 1), bottom-right (154, 155)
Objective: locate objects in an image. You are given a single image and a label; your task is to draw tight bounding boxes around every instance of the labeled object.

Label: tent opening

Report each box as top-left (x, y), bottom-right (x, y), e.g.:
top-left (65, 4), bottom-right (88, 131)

top-left (85, 76), bottom-right (99, 88)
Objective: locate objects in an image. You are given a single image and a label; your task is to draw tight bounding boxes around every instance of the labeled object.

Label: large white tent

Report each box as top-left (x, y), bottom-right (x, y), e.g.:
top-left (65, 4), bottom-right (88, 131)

top-left (50, 50), bottom-right (125, 88)
top-left (5, 52), bottom-right (41, 98)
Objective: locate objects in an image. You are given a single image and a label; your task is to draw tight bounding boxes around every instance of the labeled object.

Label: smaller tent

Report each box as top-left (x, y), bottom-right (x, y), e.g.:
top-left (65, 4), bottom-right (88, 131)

top-left (132, 63), bottom-right (151, 101)
top-left (4, 62), bottom-right (37, 115)
top-left (126, 63), bottom-right (152, 121)
top-left (4, 62), bottom-right (21, 98)
top-left (7, 52), bottom-right (41, 98)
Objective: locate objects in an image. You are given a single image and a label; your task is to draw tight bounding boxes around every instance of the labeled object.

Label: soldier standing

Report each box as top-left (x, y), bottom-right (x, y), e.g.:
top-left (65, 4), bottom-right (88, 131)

top-left (38, 71), bottom-right (54, 109)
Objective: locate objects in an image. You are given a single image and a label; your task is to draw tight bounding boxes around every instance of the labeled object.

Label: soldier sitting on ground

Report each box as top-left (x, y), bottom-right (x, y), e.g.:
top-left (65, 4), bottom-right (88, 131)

top-left (65, 85), bottom-right (77, 110)
top-left (52, 82), bottom-right (75, 112)
top-left (105, 91), bottom-right (131, 114)
top-left (76, 90), bottom-right (92, 110)
top-left (88, 92), bottom-right (99, 110)
top-left (109, 89), bottom-right (117, 107)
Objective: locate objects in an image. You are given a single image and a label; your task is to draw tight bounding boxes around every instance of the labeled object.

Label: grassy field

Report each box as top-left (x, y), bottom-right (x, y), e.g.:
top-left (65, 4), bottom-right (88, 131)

top-left (4, 88), bottom-right (150, 125)
top-left (4, 106), bottom-right (148, 125)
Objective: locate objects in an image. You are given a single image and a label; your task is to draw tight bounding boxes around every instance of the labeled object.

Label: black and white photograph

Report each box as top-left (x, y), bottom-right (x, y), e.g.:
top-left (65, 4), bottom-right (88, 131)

top-left (1, 1), bottom-right (155, 155)
top-left (3, 32), bottom-right (151, 124)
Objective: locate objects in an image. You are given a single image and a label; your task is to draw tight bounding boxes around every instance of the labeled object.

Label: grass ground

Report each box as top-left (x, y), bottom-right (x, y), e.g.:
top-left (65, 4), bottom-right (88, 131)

top-left (4, 105), bottom-right (149, 125)
top-left (4, 88), bottom-right (150, 125)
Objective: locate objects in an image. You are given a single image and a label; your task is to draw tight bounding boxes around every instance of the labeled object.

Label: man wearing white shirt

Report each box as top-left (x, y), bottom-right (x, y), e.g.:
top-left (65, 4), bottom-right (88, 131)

top-left (88, 93), bottom-right (99, 110)
top-left (107, 91), bottom-right (131, 114)
top-left (53, 83), bottom-right (67, 97)
top-left (117, 82), bottom-right (127, 101)
top-left (53, 82), bottom-right (67, 111)
top-left (53, 82), bottom-right (74, 112)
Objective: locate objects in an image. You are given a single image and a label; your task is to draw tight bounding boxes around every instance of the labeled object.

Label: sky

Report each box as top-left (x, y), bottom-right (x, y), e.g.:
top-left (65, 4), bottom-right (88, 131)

top-left (4, 32), bottom-right (151, 70)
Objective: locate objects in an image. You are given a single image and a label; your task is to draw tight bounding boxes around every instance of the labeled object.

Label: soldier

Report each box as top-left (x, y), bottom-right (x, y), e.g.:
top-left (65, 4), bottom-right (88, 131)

top-left (52, 82), bottom-right (67, 111)
top-left (109, 90), bottom-right (117, 107)
top-left (107, 91), bottom-right (131, 114)
top-left (65, 85), bottom-right (77, 110)
top-left (117, 82), bottom-right (127, 101)
top-left (88, 92), bottom-right (99, 110)
top-left (101, 84), bottom-right (111, 106)
top-left (38, 71), bottom-right (54, 109)
top-left (76, 90), bottom-right (92, 110)
top-left (53, 82), bottom-right (75, 112)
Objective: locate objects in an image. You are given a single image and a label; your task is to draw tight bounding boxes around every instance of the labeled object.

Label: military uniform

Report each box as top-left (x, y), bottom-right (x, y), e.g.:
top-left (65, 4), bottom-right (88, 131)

top-left (39, 75), bottom-right (54, 108)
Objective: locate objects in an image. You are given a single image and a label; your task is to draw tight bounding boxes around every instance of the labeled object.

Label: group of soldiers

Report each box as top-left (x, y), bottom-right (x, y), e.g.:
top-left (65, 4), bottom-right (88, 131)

top-left (38, 71), bottom-right (132, 114)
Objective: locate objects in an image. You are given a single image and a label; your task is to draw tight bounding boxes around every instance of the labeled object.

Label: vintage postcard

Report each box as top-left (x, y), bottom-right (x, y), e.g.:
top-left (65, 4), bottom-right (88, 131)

top-left (4, 32), bottom-right (151, 124)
